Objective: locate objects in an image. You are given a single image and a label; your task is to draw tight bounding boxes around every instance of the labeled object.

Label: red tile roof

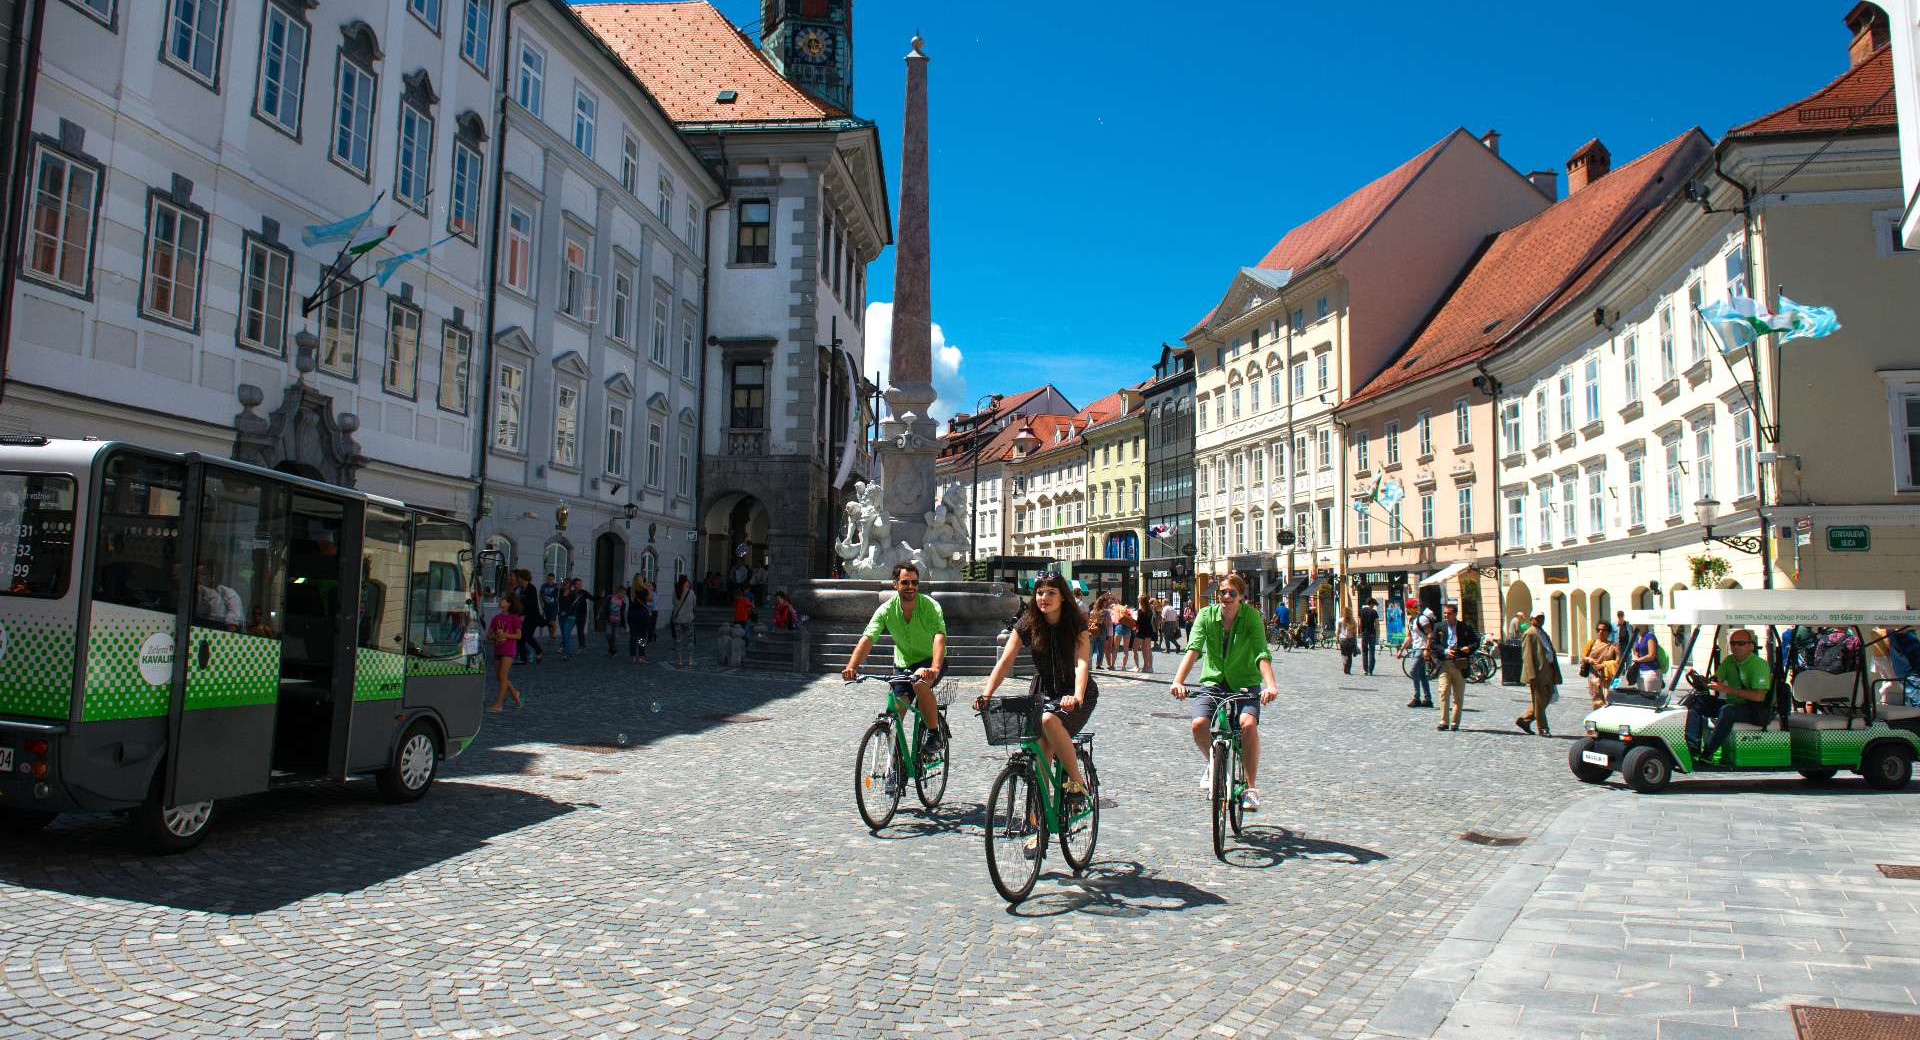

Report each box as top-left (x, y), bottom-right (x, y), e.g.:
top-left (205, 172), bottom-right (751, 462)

top-left (1729, 45), bottom-right (1895, 137)
top-left (1343, 129), bottom-right (1714, 411)
top-left (574, 2), bottom-right (848, 124)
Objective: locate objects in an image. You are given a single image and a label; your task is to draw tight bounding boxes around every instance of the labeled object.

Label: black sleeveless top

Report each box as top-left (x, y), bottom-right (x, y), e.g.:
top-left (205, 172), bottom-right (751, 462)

top-left (1017, 614), bottom-right (1099, 702)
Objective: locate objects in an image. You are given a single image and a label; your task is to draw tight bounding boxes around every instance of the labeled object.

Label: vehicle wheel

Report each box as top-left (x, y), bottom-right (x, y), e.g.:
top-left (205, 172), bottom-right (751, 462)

top-left (985, 761), bottom-right (1043, 904)
top-left (1797, 767), bottom-right (1839, 784)
top-left (914, 713), bottom-right (949, 810)
top-left (377, 722), bottom-right (441, 803)
top-left (1210, 740), bottom-right (1232, 861)
top-left (1862, 744), bottom-right (1913, 791)
top-left (1621, 745), bottom-right (1672, 794)
top-left (1059, 751), bottom-right (1099, 875)
top-left (1569, 739), bottom-right (1612, 784)
top-left (854, 718), bottom-right (902, 831)
top-left (0, 808), bottom-right (57, 836)
top-left (132, 771), bottom-right (216, 854)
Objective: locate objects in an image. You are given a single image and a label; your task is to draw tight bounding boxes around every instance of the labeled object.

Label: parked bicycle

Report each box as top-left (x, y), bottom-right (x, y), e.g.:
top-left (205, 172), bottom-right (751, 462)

top-left (1204, 691), bottom-right (1261, 860)
top-left (978, 692), bottom-right (1100, 903)
top-left (849, 673), bottom-right (950, 831)
top-left (1402, 637), bottom-right (1494, 683)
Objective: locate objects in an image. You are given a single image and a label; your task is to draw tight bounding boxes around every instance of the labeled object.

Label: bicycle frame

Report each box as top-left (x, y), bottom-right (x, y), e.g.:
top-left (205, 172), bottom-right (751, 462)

top-left (879, 678), bottom-right (935, 782)
top-left (1211, 696), bottom-right (1256, 803)
top-left (1003, 734), bottom-right (1092, 839)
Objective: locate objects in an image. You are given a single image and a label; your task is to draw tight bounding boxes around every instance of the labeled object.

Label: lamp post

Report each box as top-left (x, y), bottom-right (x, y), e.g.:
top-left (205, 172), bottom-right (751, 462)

top-left (1693, 498), bottom-right (1764, 555)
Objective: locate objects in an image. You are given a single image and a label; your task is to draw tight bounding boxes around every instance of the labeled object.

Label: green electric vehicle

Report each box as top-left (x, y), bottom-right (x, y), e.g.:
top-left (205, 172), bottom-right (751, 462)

top-left (1571, 589), bottom-right (1920, 793)
top-left (0, 438), bottom-right (488, 852)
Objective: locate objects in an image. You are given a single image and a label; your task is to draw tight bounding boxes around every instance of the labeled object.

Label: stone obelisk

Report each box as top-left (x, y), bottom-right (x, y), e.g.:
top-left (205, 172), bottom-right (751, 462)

top-left (878, 34), bottom-right (938, 552)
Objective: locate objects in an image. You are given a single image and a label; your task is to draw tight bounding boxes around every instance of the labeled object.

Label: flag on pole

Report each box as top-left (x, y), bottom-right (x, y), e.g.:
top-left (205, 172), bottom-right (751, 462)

top-left (1698, 296), bottom-right (1792, 353)
top-left (1378, 478), bottom-right (1405, 509)
top-left (1774, 295), bottom-right (1842, 343)
top-left (374, 234), bottom-right (459, 287)
top-left (301, 200), bottom-right (379, 248)
top-left (1353, 471), bottom-right (1384, 513)
top-left (346, 222), bottom-right (400, 259)
top-left (1148, 522), bottom-right (1176, 540)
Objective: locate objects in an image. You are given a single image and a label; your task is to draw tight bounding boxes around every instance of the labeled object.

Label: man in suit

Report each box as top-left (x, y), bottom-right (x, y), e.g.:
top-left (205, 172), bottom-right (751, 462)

top-left (1434, 603), bottom-right (1479, 731)
top-left (1358, 599), bottom-right (1381, 675)
top-left (1518, 612), bottom-right (1559, 735)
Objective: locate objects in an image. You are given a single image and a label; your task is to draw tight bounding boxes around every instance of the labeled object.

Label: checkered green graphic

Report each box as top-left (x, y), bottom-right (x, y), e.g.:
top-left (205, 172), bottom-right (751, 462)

top-left (1721, 726), bottom-right (1791, 768)
top-left (408, 655), bottom-right (482, 679)
top-left (183, 627), bottom-right (281, 710)
top-left (0, 615), bottom-right (77, 719)
top-left (83, 605), bottom-right (175, 722)
top-left (355, 647), bottom-right (407, 701)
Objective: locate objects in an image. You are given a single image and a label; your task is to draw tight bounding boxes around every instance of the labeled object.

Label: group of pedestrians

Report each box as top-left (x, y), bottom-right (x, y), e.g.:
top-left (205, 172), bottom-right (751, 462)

top-left (481, 570), bottom-right (705, 711)
top-left (1085, 593), bottom-right (1171, 672)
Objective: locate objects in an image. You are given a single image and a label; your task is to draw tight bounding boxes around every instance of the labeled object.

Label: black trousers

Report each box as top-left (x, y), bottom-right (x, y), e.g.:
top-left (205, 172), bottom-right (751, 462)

top-left (518, 624), bottom-right (543, 663)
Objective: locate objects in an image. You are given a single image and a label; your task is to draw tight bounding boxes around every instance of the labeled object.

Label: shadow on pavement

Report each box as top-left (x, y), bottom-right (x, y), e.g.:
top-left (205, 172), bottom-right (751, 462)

top-left (1622, 775), bottom-right (1919, 796)
top-left (1224, 826), bottom-right (1390, 870)
top-left (867, 800), bottom-right (986, 839)
top-left (0, 779), bottom-right (574, 915)
top-left (1455, 727), bottom-right (1577, 740)
top-left (1009, 859), bottom-right (1228, 919)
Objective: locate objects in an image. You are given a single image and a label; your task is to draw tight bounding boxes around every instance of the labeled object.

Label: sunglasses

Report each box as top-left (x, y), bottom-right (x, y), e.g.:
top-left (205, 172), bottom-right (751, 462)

top-left (1730, 639), bottom-right (1753, 646)
top-left (1038, 570), bottom-right (1064, 581)
top-left (897, 579), bottom-right (919, 587)
top-left (1219, 591), bottom-right (1241, 600)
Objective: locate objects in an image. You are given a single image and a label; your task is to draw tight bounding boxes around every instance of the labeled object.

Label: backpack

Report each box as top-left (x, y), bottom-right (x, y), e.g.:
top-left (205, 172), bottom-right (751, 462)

top-left (1653, 640), bottom-right (1670, 673)
top-left (1797, 628), bottom-right (1861, 674)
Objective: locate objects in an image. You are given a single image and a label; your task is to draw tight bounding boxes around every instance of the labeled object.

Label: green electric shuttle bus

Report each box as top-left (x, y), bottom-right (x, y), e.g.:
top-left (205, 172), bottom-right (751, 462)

top-left (0, 438), bottom-right (486, 852)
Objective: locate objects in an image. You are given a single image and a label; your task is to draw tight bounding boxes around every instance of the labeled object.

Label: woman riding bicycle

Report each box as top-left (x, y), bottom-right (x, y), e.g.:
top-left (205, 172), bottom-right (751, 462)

top-left (976, 571), bottom-right (1095, 809)
top-left (1169, 573), bottom-right (1279, 809)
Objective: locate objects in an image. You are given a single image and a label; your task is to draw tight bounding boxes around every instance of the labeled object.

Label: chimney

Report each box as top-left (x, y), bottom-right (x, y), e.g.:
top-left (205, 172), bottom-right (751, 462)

top-left (1846, 2), bottom-right (1889, 67)
top-left (1480, 129), bottom-right (1501, 157)
top-left (1527, 170), bottom-right (1558, 202)
top-left (1566, 139), bottom-right (1611, 194)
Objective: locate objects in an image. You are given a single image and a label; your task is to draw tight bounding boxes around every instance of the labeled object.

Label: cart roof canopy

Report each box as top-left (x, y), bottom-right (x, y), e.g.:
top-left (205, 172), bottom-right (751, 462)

top-left (1624, 588), bottom-right (1920, 627)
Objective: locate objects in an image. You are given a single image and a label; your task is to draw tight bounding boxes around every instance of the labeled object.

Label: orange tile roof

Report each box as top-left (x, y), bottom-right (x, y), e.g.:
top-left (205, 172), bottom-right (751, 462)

top-left (1730, 45), bottom-right (1895, 137)
top-left (1344, 128), bottom-right (1714, 410)
top-left (574, 2), bottom-right (849, 124)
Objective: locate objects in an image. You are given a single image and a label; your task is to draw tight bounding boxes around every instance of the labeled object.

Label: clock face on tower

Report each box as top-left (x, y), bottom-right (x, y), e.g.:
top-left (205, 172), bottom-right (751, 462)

top-left (795, 27), bottom-right (833, 63)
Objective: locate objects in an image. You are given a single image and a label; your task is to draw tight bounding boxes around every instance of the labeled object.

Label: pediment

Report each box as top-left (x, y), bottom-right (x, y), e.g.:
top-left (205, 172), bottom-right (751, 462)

top-left (646, 391), bottom-right (670, 413)
top-left (553, 350), bottom-right (591, 378)
top-left (1200, 267), bottom-right (1296, 337)
top-left (679, 406), bottom-right (697, 426)
top-left (604, 372), bottom-right (634, 397)
top-left (494, 326), bottom-right (535, 357)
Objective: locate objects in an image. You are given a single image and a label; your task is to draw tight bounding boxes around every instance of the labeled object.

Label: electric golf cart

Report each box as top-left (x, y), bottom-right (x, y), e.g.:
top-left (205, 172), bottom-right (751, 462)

top-left (1570, 589), bottom-right (1920, 793)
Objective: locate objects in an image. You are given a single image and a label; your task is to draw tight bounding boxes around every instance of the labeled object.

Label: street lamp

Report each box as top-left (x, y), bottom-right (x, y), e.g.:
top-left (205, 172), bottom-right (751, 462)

top-left (1693, 498), bottom-right (1763, 555)
top-left (621, 502), bottom-right (639, 529)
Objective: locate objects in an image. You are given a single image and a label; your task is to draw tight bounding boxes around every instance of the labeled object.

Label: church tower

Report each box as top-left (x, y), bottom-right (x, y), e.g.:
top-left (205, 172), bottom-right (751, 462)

top-left (758, 0), bottom-right (854, 113)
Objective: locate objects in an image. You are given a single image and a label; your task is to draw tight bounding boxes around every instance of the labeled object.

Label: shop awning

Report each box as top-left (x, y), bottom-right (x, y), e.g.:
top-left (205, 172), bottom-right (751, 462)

top-left (1298, 574), bottom-right (1331, 599)
top-left (1419, 560), bottom-right (1476, 588)
top-left (1280, 575), bottom-right (1310, 600)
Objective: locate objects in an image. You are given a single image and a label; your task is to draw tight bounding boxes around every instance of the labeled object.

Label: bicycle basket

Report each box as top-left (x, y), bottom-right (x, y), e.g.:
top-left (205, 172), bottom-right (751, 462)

top-left (981, 695), bottom-right (1041, 746)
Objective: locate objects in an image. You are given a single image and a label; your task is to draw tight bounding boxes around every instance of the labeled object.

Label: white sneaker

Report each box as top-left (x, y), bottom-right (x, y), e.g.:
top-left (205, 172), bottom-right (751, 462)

top-left (1242, 788), bottom-right (1262, 811)
top-left (1201, 768), bottom-right (1213, 792)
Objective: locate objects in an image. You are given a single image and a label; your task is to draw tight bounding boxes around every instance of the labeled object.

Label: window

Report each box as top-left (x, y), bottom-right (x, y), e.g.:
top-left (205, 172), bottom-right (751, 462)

top-left (515, 37), bottom-right (544, 115)
top-left (194, 471), bottom-right (287, 637)
top-left (1294, 435), bottom-right (1308, 475)
top-left (1499, 401), bottom-right (1520, 453)
top-left (317, 282), bottom-right (360, 377)
top-left (1212, 395), bottom-right (1224, 428)
top-left (1557, 372), bottom-right (1573, 434)
top-left (1505, 492), bottom-right (1524, 548)
top-left (493, 361), bottom-right (524, 450)
top-left (1248, 379), bottom-right (1260, 411)
top-left (1663, 434), bottom-right (1684, 518)
top-left (560, 235), bottom-right (596, 322)
top-left (332, 52), bottom-right (376, 176)
top-left (1455, 398), bottom-right (1471, 447)
top-left (396, 102), bottom-right (433, 210)
top-left (1355, 431), bottom-right (1369, 470)
top-left (1732, 405), bottom-right (1756, 498)
top-left (685, 202), bottom-right (700, 252)
top-left (0, 471), bottom-right (76, 601)
top-left (1582, 355), bottom-right (1601, 424)
top-left (1687, 281), bottom-right (1706, 363)
top-left (729, 361), bottom-right (765, 428)
top-left (1416, 410), bottom-right (1433, 456)
top-left (646, 421), bottom-right (664, 487)
top-left (383, 299), bottom-right (420, 398)
top-left (1384, 420), bottom-right (1400, 465)
top-left (1622, 332), bottom-right (1640, 402)
top-left (677, 430), bottom-right (692, 495)
top-left (1316, 428), bottom-right (1332, 469)
top-left (650, 293), bottom-right (670, 364)
top-left (605, 404), bottom-right (626, 475)
top-left (1421, 493), bottom-right (1435, 540)
top-left (1319, 506), bottom-right (1331, 547)
top-left (1358, 508), bottom-right (1372, 546)
top-left (1458, 486), bottom-right (1473, 534)
top-left (408, 0), bottom-right (441, 31)
top-left (1292, 308), bottom-right (1306, 332)
top-left (1560, 473), bottom-right (1577, 540)
top-left (1316, 353), bottom-right (1329, 391)
top-left (1586, 467), bottom-right (1603, 535)
top-left (1627, 454), bottom-right (1646, 527)
top-left (621, 135), bottom-right (639, 194)
top-left (494, 206), bottom-right (536, 295)
top-left (1251, 513), bottom-right (1264, 549)
top-left (461, 0), bottom-right (491, 72)
top-left (553, 386), bottom-right (579, 466)
top-left (1536, 482), bottom-right (1552, 546)
top-left (1270, 372), bottom-right (1282, 404)
top-left (1533, 387), bottom-right (1547, 445)
top-left (410, 515), bottom-right (471, 661)
top-left (1196, 466), bottom-right (1208, 496)
top-left (1230, 387), bottom-right (1241, 419)
top-left (735, 199), bottom-right (770, 264)
top-left (1694, 423), bottom-right (1715, 503)
top-left (1658, 304), bottom-right (1676, 383)
top-left (449, 140), bottom-right (484, 240)
top-left (657, 172), bottom-right (674, 222)
top-left (25, 145), bottom-right (101, 294)
top-left (238, 237), bottom-right (290, 356)
top-left (70, 0), bottom-right (115, 25)
top-left (610, 269), bottom-right (632, 343)
top-left (572, 87), bottom-right (596, 156)
top-left (1724, 245), bottom-right (1747, 300)
top-left (1199, 525), bottom-right (1211, 560)
top-left (1233, 516), bottom-right (1245, 554)
top-left (1292, 361), bottom-right (1306, 399)
top-left (1195, 394), bottom-right (1208, 431)
top-left (164, 0), bottom-right (224, 86)
top-left (142, 195), bottom-right (205, 328)
top-left (255, 3), bottom-right (307, 134)
top-left (438, 325), bottom-right (471, 414)
top-left (681, 318), bottom-right (696, 377)
top-left (1315, 296), bottom-right (1328, 320)
top-left (1235, 454), bottom-right (1247, 487)
top-left (1894, 387), bottom-right (1920, 491)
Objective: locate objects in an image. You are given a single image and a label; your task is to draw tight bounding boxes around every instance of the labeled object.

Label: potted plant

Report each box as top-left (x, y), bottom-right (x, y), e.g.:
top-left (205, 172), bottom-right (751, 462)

top-left (1687, 553), bottom-right (1730, 589)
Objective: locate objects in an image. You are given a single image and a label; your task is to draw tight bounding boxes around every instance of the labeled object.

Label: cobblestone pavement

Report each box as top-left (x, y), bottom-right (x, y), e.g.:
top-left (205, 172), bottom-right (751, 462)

top-left (2, 640), bottom-right (1622, 1039)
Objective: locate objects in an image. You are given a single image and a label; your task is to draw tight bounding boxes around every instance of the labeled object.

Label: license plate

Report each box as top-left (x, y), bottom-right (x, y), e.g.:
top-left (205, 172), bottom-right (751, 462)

top-left (0, 748), bottom-right (11, 773)
top-left (1581, 750), bottom-right (1608, 767)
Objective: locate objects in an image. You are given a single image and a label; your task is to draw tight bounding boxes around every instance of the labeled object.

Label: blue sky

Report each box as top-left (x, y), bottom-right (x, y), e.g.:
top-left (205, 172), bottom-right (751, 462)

top-left (697, 0), bottom-right (1860, 415)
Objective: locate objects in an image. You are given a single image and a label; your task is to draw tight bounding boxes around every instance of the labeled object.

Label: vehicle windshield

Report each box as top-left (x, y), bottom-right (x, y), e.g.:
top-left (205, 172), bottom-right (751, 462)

top-left (0, 472), bottom-right (77, 599)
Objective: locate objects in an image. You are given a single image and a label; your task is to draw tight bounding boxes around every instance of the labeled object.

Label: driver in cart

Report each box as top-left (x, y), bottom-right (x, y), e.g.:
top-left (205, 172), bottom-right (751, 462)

top-left (1685, 627), bottom-right (1772, 761)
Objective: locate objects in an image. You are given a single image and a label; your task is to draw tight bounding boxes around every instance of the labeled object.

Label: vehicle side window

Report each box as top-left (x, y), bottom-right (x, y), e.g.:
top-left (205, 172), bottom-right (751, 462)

top-left (92, 454), bottom-right (186, 614)
top-left (0, 473), bottom-right (77, 599)
top-left (194, 471), bottom-right (289, 636)
top-left (361, 507), bottom-right (410, 653)
top-left (410, 514), bottom-right (470, 658)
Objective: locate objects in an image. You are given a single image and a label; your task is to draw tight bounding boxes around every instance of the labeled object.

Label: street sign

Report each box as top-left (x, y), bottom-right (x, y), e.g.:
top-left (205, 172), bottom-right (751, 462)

top-left (1543, 566), bottom-right (1571, 585)
top-left (1795, 516), bottom-right (1812, 548)
top-left (1827, 525), bottom-right (1871, 552)
top-left (1275, 530), bottom-right (1296, 546)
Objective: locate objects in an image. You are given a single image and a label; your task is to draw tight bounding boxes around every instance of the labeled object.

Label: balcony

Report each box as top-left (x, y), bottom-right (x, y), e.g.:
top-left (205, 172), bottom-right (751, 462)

top-left (725, 428), bottom-right (768, 457)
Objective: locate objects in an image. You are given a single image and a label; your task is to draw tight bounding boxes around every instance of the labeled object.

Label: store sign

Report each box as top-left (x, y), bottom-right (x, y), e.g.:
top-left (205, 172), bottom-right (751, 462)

top-left (1827, 525), bottom-right (1871, 552)
top-left (1543, 566), bottom-right (1571, 585)
top-left (1795, 516), bottom-right (1813, 547)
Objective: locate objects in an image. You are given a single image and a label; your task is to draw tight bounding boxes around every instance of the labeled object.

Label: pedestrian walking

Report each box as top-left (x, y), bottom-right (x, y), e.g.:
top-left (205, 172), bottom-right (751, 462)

top-left (1406, 606), bottom-right (1435, 708)
top-left (559, 578), bottom-right (595, 658)
top-left (1434, 603), bottom-right (1477, 730)
top-left (1517, 612), bottom-right (1559, 736)
top-left (1303, 605), bottom-right (1318, 645)
top-left (1132, 593), bottom-right (1156, 673)
top-left (602, 588), bottom-right (627, 655)
top-left (1160, 598), bottom-right (1181, 652)
top-left (772, 589), bottom-right (797, 630)
top-left (1358, 599), bottom-right (1381, 675)
top-left (1109, 598), bottom-right (1137, 670)
top-left (1580, 622), bottom-right (1620, 708)
top-left (628, 584), bottom-right (654, 664)
top-left (540, 573), bottom-right (560, 640)
top-left (486, 595), bottom-right (523, 712)
top-left (1337, 609), bottom-right (1358, 674)
top-left (515, 569), bottom-right (545, 665)
top-left (1089, 593), bottom-right (1113, 668)
top-left (670, 574), bottom-right (698, 666)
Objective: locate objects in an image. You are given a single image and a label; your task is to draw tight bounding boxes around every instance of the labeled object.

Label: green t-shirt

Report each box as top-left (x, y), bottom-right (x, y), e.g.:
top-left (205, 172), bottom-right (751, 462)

top-left (863, 593), bottom-right (947, 669)
top-left (1190, 603), bottom-right (1273, 690)
top-left (1715, 653), bottom-right (1771, 697)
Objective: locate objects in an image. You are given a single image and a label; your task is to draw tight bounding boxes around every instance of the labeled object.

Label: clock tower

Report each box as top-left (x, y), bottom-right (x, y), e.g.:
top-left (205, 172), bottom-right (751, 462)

top-left (758, 0), bottom-right (854, 113)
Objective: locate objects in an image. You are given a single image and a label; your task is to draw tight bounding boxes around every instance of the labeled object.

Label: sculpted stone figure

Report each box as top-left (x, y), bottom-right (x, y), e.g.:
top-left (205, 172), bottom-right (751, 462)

top-left (919, 485), bottom-right (971, 580)
top-left (834, 481), bottom-right (922, 580)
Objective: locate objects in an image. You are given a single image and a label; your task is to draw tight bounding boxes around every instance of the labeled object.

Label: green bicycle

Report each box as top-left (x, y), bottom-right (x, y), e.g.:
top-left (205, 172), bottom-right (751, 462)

top-left (979, 694), bottom-right (1100, 903)
top-left (851, 673), bottom-right (950, 831)
top-left (1206, 691), bottom-right (1261, 861)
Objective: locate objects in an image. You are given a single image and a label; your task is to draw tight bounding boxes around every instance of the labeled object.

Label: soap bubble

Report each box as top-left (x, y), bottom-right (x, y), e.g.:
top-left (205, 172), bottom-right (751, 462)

top-left (615, 733), bottom-right (629, 747)
top-left (650, 702), bottom-right (661, 714)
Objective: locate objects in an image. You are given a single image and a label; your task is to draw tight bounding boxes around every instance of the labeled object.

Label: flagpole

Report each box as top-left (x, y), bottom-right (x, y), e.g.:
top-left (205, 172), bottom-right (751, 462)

top-left (304, 192), bottom-right (387, 316)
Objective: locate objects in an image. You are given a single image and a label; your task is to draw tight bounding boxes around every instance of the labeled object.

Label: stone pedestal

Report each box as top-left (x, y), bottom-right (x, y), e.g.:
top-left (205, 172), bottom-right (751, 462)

top-left (790, 579), bottom-right (1019, 637)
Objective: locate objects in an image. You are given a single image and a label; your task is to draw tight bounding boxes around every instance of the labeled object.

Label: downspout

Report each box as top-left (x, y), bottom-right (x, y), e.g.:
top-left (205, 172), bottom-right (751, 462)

top-left (471, 0), bottom-right (535, 532)
top-left (0, 0), bottom-right (50, 405)
top-left (1474, 359), bottom-right (1506, 629)
top-left (1712, 148), bottom-right (1773, 591)
top-left (695, 131), bottom-right (729, 578)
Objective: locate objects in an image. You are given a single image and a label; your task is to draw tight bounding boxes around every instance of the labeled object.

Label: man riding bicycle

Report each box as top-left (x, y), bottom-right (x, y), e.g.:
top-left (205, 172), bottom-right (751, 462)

top-left (1170, 573), bottom-right (1280, 809)
top-left (842, 563), bottom-right (949, 759)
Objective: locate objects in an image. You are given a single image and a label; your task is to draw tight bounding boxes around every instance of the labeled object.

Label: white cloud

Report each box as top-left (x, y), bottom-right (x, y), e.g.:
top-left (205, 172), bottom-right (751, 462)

top-left (862, 301), bottom-right (968, 422)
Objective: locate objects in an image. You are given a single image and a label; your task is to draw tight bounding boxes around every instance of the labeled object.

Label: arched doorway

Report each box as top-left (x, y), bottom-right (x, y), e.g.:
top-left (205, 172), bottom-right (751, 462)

top-left (1550, 591), bottom-right (1568, 652)
top-left (543, 541), bottom-right (572, 583)
top-left (1591, 590), bottom-right (1612, 634)
top-left (594, 532), bottom-right (625, 599)
top-left (1569, 588), bottom-right (1587, 651)
top-left (1506, 579), bottom-right (1534, 633)
top-left (703, 493), bottom-right (770, 583)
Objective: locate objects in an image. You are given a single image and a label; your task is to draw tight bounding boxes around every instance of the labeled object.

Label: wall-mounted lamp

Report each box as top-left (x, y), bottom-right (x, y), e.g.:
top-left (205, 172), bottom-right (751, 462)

top-left (1693, 498), bottom-right (1762, 555)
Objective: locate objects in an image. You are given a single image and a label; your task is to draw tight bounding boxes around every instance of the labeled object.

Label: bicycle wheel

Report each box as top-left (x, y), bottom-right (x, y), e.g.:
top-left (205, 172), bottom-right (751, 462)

top-left (1227, 742), bottom-right (1246, 838)
top-left (854, 718), bottom-right (902, 832)
top-left (1469, 652), bottom-right (1494, 683)
top-left (1400, 650), bottom-right (1414, 677)
top-left (915, 712), bottom-right (949, 809)
top-left (985, 761), bottom-right (1044, 903)
top-left (1209, 739), bottom-right (1231, 861)
top-left (1059, 750), bottom-right (1099, 875)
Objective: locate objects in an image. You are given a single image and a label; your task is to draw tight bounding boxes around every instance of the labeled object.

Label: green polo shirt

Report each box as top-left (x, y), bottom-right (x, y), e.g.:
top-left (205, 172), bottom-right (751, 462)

top-left (863, 593), bottom-right (947, 669)
top-left (1190, 603), bottom-right (1273, 690)
top-left (1715, 652), bottom-right (1771, 697)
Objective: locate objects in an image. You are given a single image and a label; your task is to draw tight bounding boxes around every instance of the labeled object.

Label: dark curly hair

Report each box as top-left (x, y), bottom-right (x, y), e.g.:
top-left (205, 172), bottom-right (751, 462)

top-left (1023, 572), bottom-right (1087, 657)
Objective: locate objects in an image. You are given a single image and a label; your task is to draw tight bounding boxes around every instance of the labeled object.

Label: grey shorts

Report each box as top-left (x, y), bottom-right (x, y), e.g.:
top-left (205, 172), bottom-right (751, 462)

top-left (1189, 684), bottom-right (1261, 724)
